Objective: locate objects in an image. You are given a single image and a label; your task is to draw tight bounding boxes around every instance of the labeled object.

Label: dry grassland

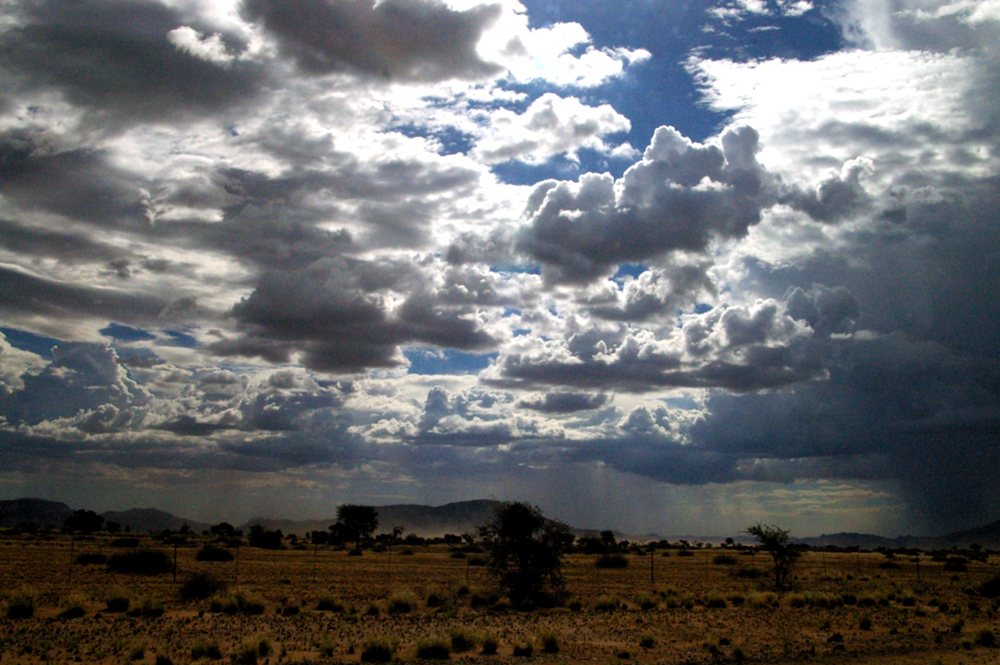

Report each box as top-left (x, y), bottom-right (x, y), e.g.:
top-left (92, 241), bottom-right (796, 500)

top-left (1, 534), bottom-right (998, 664)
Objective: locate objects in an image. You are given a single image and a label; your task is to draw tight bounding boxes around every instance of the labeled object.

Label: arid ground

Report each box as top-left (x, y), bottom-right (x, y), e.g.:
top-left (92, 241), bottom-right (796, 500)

top-left (1, 533), bottom-right (997, 664)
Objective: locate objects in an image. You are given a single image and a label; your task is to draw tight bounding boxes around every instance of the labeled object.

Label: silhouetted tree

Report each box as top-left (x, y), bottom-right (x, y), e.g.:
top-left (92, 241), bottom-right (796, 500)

top-left (335, 504), bottom-right (379, 552)
top-left (211, 522), bottom-right (240, 538)
top-left (476, 501), bottom-right (572, 605)
top-left (248, 524), bottom-right (284, 550)
top-left (64, 509), bottom-right (104, 534)
top-left (745, 523), bottom-right (799, 590)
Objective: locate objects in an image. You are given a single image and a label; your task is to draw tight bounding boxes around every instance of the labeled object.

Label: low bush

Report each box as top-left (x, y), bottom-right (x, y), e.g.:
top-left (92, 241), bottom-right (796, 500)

top-left (415, 635), bottom-right (451, 659)
top-left (705, 594), bottom-right (727, 609)
top-left (110, 537), bottom-right (141, 548)
top-left (975, 627), bottom-right (996, 648)
top-left (104, 586), bottom-right (130, 613)
top-left (360, 636), bottom-right (397, 663)
top-left (75, 552), bottom-right (107, 565)
top-left (195, 544), bottom-right (234, 562)
top-left (6, 586), bottom-right (36, 619)
top-left (980, 575), bottom-right (1000, 599)
top-left (639, 635), bottom-right (655, 649)
top-left (732, 564), bottom-right (763, 578)
top-left (316, 594), bottom-right (346, 612)
top-left (127, 596), bottom-right (165, 618)
top-left (210, 588), bottom-right (266, 615)
top-left (449, 628), bottom-right (477, 653)
top-left (859, 614), bottom-right (873, 631)
top-left (58, 594), bottom-right (87, 619)
top-left (234, 635), bottom-right (272, 665)
top-left (537, 629), bottom-right (559, 654)
top-left (180, 571), bottom-right (226, 601)
top-left (677, 550), bottom-right (694, 557)
top-left (107, 549), bottom-right (171, 575)
top-left (387, 589), bottom-right (418, 614)
top-left (512, 642), bottom-right (534, 658)
top-left (712, 554), bottom-right (737, 566)
top-left (634, 593), bottom-right (657, 610)
top-left (594, 595), bottom-right (619, 611)
top-left (480, 633), bottom-right (499, 655)
top-left (596, 553), bottom-right (629, 568)
top-left (191, 639), bottom-right (223, 660)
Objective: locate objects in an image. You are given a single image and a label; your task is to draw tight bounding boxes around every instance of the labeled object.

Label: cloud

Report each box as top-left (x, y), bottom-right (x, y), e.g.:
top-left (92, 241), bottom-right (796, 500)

top-left (517, 124), bottom-right (777, 284)
top-left (211, 257), bottom-right (498, 372)
top-left (517, 391), bottom-right (610, 414)
top-left (483, 286), bottom-right (850, 393)
top-left (241, 0), bottom-right (505, 82)
top-left (0, 0), bottom-right (263, 125)
top-left (473, 93), bottom-right (632, 165)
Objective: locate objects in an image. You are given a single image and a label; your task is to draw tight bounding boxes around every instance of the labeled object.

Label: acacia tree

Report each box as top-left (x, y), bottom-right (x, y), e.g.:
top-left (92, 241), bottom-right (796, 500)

top-left (335, 504), bottom-right (379, 552)
top-left (745, 522), bottom-right (799, 590)
top-left (476, 502), bottom-right (573, 605)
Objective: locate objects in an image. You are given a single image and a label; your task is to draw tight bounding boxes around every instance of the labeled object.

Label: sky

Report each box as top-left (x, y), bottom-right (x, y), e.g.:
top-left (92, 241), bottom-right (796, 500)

top-left (0, 0), bottom-right (998, 538)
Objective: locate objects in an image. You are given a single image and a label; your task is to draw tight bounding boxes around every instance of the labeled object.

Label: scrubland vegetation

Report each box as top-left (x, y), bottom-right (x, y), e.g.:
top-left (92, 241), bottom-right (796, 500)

top-left (0, 527), bottom-right (998, 664)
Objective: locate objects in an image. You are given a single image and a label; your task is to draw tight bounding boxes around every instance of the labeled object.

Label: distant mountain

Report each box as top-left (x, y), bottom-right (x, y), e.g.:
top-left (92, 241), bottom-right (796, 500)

top-left (101, 508), bottom-right (211, 534)
top-left (247, 500), bottom-right (504, 537)
top-left (0, 497), bottom-right (72, 528)
top-left (940, 518), bottom-right (1000, 549)
top-left (795, 520), bottom-right (1000, 551)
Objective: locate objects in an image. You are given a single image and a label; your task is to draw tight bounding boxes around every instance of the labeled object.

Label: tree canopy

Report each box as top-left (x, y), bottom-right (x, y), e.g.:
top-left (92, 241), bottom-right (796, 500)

top-left (476, 501), bottom-right (573, 605)
top-left (63, 509), bottom-right (104, 534)
top-left (745, 522), bottom-right (800, 590)
top-left (335, 504), bottom-right (379, 551)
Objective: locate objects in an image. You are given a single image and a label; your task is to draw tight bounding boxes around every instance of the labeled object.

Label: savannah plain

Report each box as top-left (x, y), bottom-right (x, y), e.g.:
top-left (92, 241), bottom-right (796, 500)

top-left (1, 532), bottom-right (998, 665)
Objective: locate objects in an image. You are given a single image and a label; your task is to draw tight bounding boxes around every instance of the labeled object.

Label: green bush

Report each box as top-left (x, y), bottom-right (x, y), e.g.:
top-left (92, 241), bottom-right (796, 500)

top-left (58, 594), bottom-right (87, 619)
top-left (512, 642), bottom-right (534, 658)
top-left (107, 549), bottom-right (172, 575)
top-left (104, 586), bottom-right (131, 613)
top-left (713, 554), bottom-right (737, 566)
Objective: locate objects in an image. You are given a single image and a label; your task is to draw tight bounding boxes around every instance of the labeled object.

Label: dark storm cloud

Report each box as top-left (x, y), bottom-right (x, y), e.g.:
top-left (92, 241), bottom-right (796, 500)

top-left (0, 266), bottom-right (169, 323)
top-left (517, 125), bottom-right (777, 283)
top-left (156, 415), bottom-right (231, 437)
top-left (241, 0), bottom-right (504, 83)
top-left (211, 258), bottom-right (497, 372)
top-left (0, 0), bottom-right (262, 125)
top-left (517, 391), bottom-right (610, 413)
top-left (691, 331), bottom-right (1000, 531)
top-left (0, 218), bottom-right (130, 265)
top-left (0, 132), bottom-right (151, 229)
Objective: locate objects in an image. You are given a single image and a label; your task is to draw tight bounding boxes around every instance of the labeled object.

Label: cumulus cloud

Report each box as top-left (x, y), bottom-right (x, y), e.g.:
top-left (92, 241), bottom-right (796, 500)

top-left (517, 124), bottom-right (777, 284)
top-left (473, 93), bottom-right (632, 165)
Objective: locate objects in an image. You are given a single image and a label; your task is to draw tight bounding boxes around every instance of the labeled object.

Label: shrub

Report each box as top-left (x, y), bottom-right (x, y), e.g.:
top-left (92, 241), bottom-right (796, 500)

top-left (104, 586), bottom-right (132, 612)
top-left (235, 635), bottom-right (272, 665)
top-left (449, 628), bottom-right (477, 653)
top-left (596, 553), bottom-right (629, 568)
top-left (111, 537), bottom-right (141, 548)
top-left (512, 642), bottom-right (534, 657)
top-left (191, 639), bottom-right (223, 660)
top-left (180, 571), bottom-right (226, 601)
top-left (6, 586), bottom-right (36, 619)
top-left (127, 596), bottom-right (164, 618)
top-left (58, 594), bottom-right (87, 619)
top-left (944, 557), bottom-right (968, 572)
top-left (537, 629), bottom-right (559, 653)
top-left (634, 593), bottom-right (657, 610)
top-left (713, 554), bottom-right (737, 566)
top-left (980, 575), bottom-right (1000, 599)
top-left (210, 588), bottom-right (265, 615)
top-left (677, 549), bottom-right (694, 557)
top-left (155, 655), bottom-right (173, 665)
top-left (732, 564), bottom-right (763, 578)
top-left (594, 595), bottom-right (619, 611)
top-left (107, 549), bottom-right (172, 575)
top-left (705, 594), bottom-right (727, 609)
top-left (360, 636), bottom-right (397, 663)
top-left (75, 552), bottom-right (107, 565)
top-left (467, 555), bottom-right (487, 567)
top-left (639, 635), bottom-right (655, 649)
top-left (480, 633), bottom-right (499, 655)
top-left (195, 544), bottom-right (234, 562)
top-left (859, 614), bottom-right (873, 631)
top-left (317, 594), bottom-right (346, 612)
top-left (975, 628), bottom-right (996, 648)
top-left (415, 636), bottom-right (451, 659)
top-left (387, 589), bottom-right (418, 614)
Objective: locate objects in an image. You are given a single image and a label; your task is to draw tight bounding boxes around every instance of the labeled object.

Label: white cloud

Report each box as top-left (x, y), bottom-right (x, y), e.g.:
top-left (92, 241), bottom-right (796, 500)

top-left (167, 27), bottom-right (235, 66)
top-left (473, 93), bottom-right (632, 164)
